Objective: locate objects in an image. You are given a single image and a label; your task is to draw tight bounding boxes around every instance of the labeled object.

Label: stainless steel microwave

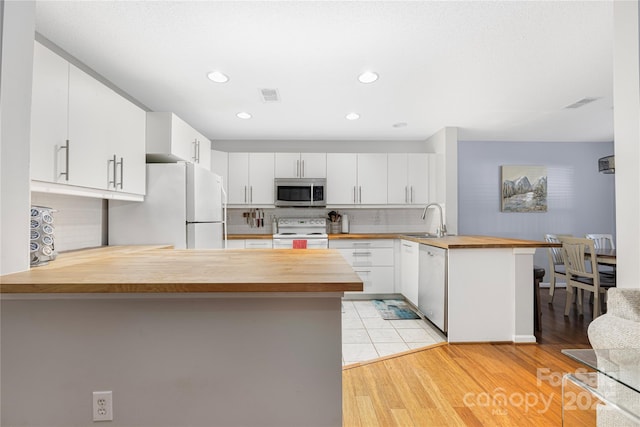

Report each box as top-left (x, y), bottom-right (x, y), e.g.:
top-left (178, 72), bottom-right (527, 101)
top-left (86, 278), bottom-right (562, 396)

top-left (274, 178), bottom-right (326, 207)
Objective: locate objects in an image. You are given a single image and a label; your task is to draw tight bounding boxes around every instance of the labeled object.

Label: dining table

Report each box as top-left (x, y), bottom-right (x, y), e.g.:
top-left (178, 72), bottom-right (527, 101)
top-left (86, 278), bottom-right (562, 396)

top-left (595, 248), bottom-right (617, 265)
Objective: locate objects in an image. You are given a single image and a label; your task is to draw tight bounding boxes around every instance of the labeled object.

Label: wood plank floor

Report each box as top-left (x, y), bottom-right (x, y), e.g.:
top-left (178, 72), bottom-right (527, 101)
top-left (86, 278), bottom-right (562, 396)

top-left (343, 288), bottom-right (597, 426)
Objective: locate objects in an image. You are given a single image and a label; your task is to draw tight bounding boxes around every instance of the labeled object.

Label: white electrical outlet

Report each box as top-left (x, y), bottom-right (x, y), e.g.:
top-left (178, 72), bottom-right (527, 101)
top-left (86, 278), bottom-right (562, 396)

top-left (92, 391), bottom-right (113, 422)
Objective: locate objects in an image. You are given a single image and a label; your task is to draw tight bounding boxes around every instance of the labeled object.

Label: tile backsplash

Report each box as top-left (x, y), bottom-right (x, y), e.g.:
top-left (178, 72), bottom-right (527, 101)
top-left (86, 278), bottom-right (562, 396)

top-left (30, 193), bottom-right (106, 252)
top-left (227, 207), bottom-right (443, 235)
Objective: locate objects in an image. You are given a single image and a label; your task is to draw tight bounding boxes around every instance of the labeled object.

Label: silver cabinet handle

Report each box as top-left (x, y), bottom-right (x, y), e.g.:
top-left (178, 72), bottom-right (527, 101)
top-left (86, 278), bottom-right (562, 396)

top-left (352, 252), bottom-right (372, 256)
top-left (108, 154), bottom-right (117, 188)
top-left (59, 140), bottom-right (70, 181)
top-left (244, 186), bottom-right (247, 203)
top-left (353, 186), bottom-right (357, 203)
top-left (296, 160), bottom-right (300, 177)
top-left (301, 160), bottom-right (305, 177)
top-left (192, 139), bottom-right (198, 162)
top-left (250, 186), bottom-right (253, 203)
top-left (359, 186), bottom-right (362, 204)
top-left (353, 242), bottom-right (371, 246)
top-left (410, 186), bottom-right (414, 203)
top-left (405, 186), bottom-right (408, 203)
top-left (197, 140), bottom-right (201, 163)
top-left (117, 157), bottom-right (124, 189)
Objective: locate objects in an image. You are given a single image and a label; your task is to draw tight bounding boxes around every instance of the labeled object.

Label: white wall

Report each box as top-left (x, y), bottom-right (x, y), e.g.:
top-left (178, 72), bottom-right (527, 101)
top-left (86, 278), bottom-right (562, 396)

top-left (0, 0), bottom-right (35, 275)
top-left (613, 0), bottom-right (640, 289)
top-left (425, 127), bottom-right (458, 235)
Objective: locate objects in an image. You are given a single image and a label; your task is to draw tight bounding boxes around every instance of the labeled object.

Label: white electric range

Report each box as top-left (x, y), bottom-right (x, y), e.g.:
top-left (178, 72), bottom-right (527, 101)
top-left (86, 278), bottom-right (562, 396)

top-left (272, 217), bottom-right (328, 249)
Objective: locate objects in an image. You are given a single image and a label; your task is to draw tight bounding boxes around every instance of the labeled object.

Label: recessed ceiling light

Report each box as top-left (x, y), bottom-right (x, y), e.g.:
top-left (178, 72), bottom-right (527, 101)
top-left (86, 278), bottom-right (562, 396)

top-left (236, 112), bottom-right (252, 119)
top-left (207, 71), bottom-right (229, 83)
top-left (346, 113), bottom-right (360, 121)
top-left (393, 122), bottom-right (408, 128)
top-left (358, 71), bottom-right (379, 84)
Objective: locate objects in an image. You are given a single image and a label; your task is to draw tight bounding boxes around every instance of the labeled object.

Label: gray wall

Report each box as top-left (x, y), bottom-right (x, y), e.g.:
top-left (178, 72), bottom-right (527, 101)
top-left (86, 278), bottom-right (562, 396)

top-left (457, 140), bottom-right (616, 280)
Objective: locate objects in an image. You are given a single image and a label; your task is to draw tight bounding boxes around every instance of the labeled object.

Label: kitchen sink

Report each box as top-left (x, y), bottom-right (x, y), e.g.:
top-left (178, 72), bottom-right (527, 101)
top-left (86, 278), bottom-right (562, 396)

top-left (402, 233), bottom-right (441, 238)
top-left (402, 233), bottom-right (455, 239)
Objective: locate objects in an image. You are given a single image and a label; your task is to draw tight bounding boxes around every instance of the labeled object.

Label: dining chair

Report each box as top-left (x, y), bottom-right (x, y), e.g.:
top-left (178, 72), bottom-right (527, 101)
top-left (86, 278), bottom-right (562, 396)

top-left (544, 233), bottom-right (570, 303)
top-left (585, 233), bottom-right (616, 278)
top-left (585, 233), bottom-right (615, 250)
top-left (560, 236), bottom-right (616, 318)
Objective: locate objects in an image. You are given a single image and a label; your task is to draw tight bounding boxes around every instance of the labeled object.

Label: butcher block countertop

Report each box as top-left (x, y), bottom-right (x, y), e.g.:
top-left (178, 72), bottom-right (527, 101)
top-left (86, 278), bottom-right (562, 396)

top-left (396, 235), bottom-right (554, 249)
top-left (230, 232), bottom-right (553, 248)
top-left (0, 246), bottom-right (363, 294)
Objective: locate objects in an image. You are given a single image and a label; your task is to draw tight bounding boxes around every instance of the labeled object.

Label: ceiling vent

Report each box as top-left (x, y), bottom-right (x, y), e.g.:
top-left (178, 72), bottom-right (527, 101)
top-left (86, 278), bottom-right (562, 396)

top-left (564, 97), bottom-right (600, 109)
top-left (598, 155), bottom-right (615, 174)
top-left (260, 88), bottom-right (280, 102)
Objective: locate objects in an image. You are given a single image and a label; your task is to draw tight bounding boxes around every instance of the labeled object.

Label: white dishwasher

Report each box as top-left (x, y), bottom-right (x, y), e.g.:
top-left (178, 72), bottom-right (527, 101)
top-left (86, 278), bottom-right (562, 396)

top-left (418, 245), bottom-right (448, 334)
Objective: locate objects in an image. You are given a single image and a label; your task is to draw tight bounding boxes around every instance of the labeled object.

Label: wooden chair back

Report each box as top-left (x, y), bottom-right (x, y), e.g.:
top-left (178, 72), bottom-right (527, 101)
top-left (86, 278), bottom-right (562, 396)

top-left (585, 233), bottom-right (615, 250)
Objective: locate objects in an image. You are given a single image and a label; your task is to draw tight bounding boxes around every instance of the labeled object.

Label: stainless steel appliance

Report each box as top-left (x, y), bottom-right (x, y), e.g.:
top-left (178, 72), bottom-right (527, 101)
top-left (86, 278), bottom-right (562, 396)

top-left (418, 245), bottom-right (448, 333)
top-left (274, 178), bottom-right (326, 207)
top-left (109, 163), bottom-right (226, 249)
top-left (272, 217), bottom-right (328, 249)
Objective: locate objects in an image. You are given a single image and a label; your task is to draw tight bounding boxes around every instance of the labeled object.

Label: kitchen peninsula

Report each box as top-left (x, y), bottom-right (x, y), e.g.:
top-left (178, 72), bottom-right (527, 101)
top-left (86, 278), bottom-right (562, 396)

top-left (1, 246), bottom-right (362, 427)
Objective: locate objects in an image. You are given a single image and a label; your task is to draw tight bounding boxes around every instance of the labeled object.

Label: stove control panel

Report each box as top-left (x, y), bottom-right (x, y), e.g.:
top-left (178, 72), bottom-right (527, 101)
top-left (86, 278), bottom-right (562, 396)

top-left (278, 217), bottom-right (326, 227)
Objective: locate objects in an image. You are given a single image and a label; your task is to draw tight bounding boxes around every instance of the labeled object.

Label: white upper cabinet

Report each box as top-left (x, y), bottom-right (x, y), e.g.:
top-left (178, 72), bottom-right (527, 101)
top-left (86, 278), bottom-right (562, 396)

top-left (228, 153), bottom-right (275, 205)
top-left (106, 89), bottom-right (146, 195)
top-left (326, 153), bottom-right (357, 204)
top-left (274, 153), bottom-right (326, 178)
top-left (388, 153), bottom-right (429, 205)
top-left (326, 153), bottom-right (387, 205)
top-left (146, 112), bottom-right (211, 170)
top-left (30, 42), bottom-right (146, 196)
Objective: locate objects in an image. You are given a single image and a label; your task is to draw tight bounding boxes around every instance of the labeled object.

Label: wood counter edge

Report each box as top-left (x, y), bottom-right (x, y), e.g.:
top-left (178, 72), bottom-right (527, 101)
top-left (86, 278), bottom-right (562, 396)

top-left (0, 282), bottom-right (364, 294)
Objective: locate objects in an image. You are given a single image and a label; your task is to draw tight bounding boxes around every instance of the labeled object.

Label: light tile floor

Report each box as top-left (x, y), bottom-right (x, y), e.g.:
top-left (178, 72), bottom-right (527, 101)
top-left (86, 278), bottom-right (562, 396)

top-left (342, 300), bottom-right (447, 366)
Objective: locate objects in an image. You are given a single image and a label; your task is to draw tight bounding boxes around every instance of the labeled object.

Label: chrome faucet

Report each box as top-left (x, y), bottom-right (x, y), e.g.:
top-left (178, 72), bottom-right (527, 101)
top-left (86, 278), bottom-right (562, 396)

top-left (421, 203), bottom-right (447, 237)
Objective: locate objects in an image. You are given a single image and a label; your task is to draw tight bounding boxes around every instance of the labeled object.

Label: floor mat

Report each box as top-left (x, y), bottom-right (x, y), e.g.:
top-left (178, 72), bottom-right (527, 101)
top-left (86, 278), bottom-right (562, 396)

top-left (372, 299), bottom-right (421, 320)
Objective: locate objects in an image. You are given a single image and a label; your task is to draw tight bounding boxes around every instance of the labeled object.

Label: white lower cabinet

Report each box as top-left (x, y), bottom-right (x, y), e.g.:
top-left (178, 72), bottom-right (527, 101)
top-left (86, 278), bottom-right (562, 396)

top-left (330, 239), bottom-right (394, 295)
top-left (400, 240), bottom-right (419, 306)
top-left (225, 239), bottom-right (273, 249)
top-left (244, 239), bottom-right (273, 249)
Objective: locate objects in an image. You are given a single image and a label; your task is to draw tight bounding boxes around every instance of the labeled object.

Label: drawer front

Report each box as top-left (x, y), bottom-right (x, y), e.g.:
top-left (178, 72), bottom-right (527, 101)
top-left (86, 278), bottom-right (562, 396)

top-left (245, 239), bottom-right (273, 249)
top-left (329, 239), bottom-right (394, 249)
top-left (349, 266), bottom-right (395, 294)
top-left (336, 247), bottom-right (394, 267)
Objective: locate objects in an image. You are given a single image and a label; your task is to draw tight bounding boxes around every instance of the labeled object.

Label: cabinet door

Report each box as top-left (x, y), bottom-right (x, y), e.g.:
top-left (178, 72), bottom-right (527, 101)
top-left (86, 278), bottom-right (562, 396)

top-left (197, 136), bottom-right (211, 171)
top-left (228, 153), bottom-right (250, 204)
top-left (108, 93), bottom-right (146, 195)
top-left (352, 267), bottom-right (395, 294)
top-left (30, 42), bottom-right (69, 184)
top-left (274, 153), bottom-right (301, 178)
top-left (357, 153), bottom-right (387, 204)
top-left (68, 64), bottom-right (112, 190)
top-left (387, 153), bottom-right (409, 204)
top-left (326, 153), bottom-right (357, 204)
top-left (248, 153), bottom-right (275, 204)
top-left (400, 240), bottom-right (419, 306)
top-left (300, 153), bottom-right (326, 178)
top-left (171, 115), bottom-right (198, 163)
top-left (407, 153), bottom-right (429, 205)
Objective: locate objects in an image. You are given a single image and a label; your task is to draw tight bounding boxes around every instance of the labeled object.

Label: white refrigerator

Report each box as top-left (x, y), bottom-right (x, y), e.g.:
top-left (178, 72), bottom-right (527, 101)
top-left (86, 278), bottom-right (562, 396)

top-left (109, 163), bottom-right (225, 249)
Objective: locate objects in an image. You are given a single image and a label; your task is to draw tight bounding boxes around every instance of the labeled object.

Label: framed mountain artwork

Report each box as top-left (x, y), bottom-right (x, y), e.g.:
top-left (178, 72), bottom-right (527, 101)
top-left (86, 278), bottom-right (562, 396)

top-left (501, 165), bottom-right (547, 212)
